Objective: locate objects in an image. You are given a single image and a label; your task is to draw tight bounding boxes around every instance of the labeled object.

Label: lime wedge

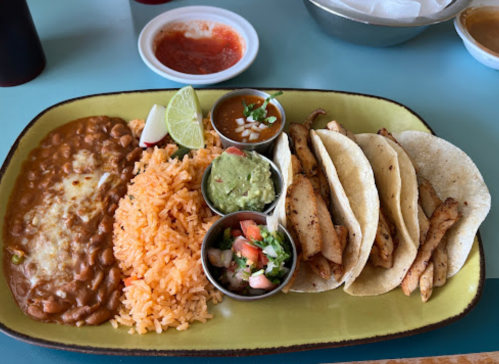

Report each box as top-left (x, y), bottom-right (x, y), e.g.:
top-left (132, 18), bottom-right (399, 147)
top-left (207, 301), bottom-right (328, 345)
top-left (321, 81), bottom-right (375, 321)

top-left (166, 86), bottom-right (205, 149)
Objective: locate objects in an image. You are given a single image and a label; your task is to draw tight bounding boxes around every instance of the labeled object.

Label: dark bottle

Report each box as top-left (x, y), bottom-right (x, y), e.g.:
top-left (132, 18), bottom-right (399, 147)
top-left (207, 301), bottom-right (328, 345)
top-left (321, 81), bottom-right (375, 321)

top-left (0, 0), bottom-right (46, 87)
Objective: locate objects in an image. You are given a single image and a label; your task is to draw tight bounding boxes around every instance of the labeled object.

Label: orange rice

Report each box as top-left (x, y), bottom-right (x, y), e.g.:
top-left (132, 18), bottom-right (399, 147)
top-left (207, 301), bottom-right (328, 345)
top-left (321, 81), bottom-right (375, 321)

top-left (111, 118), bottom-right (224, 334)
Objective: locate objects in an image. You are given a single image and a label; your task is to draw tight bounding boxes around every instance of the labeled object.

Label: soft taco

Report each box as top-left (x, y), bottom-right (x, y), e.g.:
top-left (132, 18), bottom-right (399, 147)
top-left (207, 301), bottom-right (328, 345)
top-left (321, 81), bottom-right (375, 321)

top-left (334, 125), bottom-right (490, 302)
top-left (270, 113), bottom-right (490, 301)
top-left (269, 111), bottom-right (378, 293)
top-left (343, 133), bottom-right (420, 296)
top-left (312, 130), bottom-right (379, 290)
top-left (391, 131), bottom-right (490, 291)
top-left (319, 124), bottom-right (441, 299)
top-left (366, 129), bottom-right (490, 301)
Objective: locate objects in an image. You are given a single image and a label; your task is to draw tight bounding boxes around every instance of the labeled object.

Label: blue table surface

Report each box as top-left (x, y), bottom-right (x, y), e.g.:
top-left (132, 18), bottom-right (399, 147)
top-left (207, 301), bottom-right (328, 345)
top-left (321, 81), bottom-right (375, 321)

top-left (1, 0), bottom-right (498, 362)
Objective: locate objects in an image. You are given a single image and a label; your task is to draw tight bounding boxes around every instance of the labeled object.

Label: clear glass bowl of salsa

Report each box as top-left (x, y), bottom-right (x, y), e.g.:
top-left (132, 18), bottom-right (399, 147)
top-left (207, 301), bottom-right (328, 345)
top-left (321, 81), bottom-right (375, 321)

top-left (210, 89), bottom-right (286, 154)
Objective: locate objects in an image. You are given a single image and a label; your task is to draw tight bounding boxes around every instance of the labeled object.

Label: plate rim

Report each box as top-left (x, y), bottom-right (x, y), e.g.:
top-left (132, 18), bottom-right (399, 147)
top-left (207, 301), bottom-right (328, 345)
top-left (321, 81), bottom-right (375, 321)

top-left (0, 88), bottom-right (486, 357)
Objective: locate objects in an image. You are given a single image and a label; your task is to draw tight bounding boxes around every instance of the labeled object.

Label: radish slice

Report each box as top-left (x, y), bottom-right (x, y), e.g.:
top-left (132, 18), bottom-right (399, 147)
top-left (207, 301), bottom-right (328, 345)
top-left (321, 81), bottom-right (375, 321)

top-left (251, 125), bottom-right (261, 132)
top-left (247, 115), bottom-right (255, 122)
top-left (249, 274), bottom-right (275, 290)
top-left (139, 104), bottom-right (168, 148)
top-left (241, 129), bottom-right (251, 137)
top-left (259, 123), bottom-right (268, 130)
top-left (249, 132), bottom-right (260, 141)
top-left (236, 118), bottom-right (245, 125)
top-left (235, 126), bottom-right (245, 133)
top-left (244, 123), bottom-right (253, 129)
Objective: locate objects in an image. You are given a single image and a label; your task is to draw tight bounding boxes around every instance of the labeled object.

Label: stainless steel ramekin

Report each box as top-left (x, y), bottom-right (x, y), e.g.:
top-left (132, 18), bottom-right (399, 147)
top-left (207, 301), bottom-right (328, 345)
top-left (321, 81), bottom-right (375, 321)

top-left (201, 211), bottom-right (297, 301)
top-left (210, 88), bottom-right (286, 155)
top-left (201, 151), bottom-right (283, 216)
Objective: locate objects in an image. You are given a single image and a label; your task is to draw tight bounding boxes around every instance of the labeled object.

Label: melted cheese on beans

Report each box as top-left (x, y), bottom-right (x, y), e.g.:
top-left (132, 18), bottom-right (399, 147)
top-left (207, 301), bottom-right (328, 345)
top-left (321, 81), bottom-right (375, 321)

top-left (4, 116), bottom-right (140, 326)
top-left (23, 150), bottom-right (117, 287)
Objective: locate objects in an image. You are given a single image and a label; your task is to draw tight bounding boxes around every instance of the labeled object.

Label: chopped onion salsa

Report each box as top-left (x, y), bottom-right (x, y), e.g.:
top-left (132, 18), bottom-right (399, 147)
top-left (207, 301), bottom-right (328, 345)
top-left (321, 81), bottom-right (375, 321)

top-left (212, 93), bottom-right (283, 143)
top-left (207, 220), bottom-right (292, 295)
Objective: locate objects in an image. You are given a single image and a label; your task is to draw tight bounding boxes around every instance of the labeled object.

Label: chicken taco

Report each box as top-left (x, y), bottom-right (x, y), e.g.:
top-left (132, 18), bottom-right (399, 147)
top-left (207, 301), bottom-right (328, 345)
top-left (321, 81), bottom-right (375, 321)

top-left (338, 126), bottom-right (489, 302)
top-left (343, 133), bottom-right (420, 296)
top-left (269, 110), bottom-right (378, 293)
top-left (388, 130), bottom-right (490, 301)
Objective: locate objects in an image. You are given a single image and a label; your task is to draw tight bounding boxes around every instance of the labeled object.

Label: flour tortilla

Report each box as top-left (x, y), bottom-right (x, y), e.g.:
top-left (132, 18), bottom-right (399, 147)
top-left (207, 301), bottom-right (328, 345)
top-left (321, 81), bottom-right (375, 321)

top-left (393, 131), bottom-right (491, 277)
top-left (345, 134), bottom-right (419, 296)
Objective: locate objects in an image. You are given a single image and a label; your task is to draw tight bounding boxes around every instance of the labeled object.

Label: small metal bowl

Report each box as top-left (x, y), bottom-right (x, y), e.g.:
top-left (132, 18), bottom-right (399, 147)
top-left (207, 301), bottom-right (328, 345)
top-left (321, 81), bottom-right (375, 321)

top-left (201, 151), bottom-right (283, 216)
top-left (304, 0), bottom-right (472, 47)
top-left (201, 211), bottom-right (297, 301)
top-left (210, 89), bottom-right (286, 154)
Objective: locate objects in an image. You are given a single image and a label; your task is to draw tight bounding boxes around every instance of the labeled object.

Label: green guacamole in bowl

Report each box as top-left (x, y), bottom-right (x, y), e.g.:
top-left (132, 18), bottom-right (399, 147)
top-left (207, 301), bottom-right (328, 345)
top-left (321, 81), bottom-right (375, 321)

top-left (207, 147), bottom-right (276, 214)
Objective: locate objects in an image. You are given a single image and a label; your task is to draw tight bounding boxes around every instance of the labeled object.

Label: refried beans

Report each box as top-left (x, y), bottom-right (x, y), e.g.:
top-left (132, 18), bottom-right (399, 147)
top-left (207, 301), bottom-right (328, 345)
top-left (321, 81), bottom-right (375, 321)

top-left (3, 116), bottom-right (142, 326)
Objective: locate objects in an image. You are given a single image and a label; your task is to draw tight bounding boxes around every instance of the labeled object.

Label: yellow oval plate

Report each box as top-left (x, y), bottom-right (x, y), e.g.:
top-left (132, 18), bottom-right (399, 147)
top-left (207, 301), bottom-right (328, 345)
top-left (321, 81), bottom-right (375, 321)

top-left (0, 89), bottom-right (484, 356)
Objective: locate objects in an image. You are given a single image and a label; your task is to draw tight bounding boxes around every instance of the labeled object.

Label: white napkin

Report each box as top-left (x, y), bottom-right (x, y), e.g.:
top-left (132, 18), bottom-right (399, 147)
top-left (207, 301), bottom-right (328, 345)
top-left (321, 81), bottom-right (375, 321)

top-left (328, 0), bottom-right (453, 19)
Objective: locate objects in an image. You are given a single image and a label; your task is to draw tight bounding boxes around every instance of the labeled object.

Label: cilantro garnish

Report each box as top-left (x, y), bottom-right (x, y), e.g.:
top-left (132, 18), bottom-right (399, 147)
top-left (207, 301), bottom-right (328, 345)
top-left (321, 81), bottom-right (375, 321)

top-left (251, 226), bottom-right (291, 279)
top-left (242, 99), bottom-right (255, 117)
top-left (250, 239), bottom-right (265, 249)
top-left (242, 91), bottom-right (283, 125)
top-left (234, 255), bottom-right (247, 269)
top-left (220, 228), bottom-right (233, 250)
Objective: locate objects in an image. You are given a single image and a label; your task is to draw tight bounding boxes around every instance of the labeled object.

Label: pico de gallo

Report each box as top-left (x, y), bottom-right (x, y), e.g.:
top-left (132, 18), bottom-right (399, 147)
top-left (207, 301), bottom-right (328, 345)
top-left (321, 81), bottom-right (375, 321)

top-left (207, 220), bottom-right (292, 295)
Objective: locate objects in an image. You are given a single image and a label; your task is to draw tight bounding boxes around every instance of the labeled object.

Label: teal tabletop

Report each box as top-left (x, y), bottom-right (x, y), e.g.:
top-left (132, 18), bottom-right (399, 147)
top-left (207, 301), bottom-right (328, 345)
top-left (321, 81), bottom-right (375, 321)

top-left (0, 0), bottom-right (498, 362)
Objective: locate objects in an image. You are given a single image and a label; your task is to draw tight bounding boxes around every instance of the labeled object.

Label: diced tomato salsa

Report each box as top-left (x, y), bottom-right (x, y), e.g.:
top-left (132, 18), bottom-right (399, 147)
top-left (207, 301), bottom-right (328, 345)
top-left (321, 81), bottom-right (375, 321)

top-left (206, 220), bottom-right (292, 296)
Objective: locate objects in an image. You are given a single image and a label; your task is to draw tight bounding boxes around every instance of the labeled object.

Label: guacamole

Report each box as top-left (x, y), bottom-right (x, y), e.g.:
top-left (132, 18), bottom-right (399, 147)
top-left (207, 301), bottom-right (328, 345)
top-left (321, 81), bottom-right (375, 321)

top-left (208, 147), bottom-right (275, 214)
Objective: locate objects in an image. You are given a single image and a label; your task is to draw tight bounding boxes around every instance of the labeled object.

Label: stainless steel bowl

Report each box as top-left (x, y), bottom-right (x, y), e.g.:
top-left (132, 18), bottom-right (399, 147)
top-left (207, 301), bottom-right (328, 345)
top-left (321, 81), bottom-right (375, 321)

top-left (210, 88), bottom-right (286, 154)
top-left (304, 0), bottom-right (472, 47)
top-left (201, 151), bottom-right (283, 216)
top-left (201, 211), bottom-right (297, 301)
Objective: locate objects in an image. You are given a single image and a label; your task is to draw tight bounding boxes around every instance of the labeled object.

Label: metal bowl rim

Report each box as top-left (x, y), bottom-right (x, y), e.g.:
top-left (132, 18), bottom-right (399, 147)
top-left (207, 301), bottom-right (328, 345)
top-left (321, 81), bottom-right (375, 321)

top-left (307, 0), bottom-right (473, 28)
top-left (201, 211), bottom-right (297, 301)
top-left (209, 88), bottom-right (287, 148)
top-left (201, 151), bottom-right (284, 216)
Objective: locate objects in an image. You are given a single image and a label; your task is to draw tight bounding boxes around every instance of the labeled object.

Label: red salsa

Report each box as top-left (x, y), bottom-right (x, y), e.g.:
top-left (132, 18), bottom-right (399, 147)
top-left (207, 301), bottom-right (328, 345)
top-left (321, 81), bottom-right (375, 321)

top-left (154, 21), bottom-right (243, 75)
